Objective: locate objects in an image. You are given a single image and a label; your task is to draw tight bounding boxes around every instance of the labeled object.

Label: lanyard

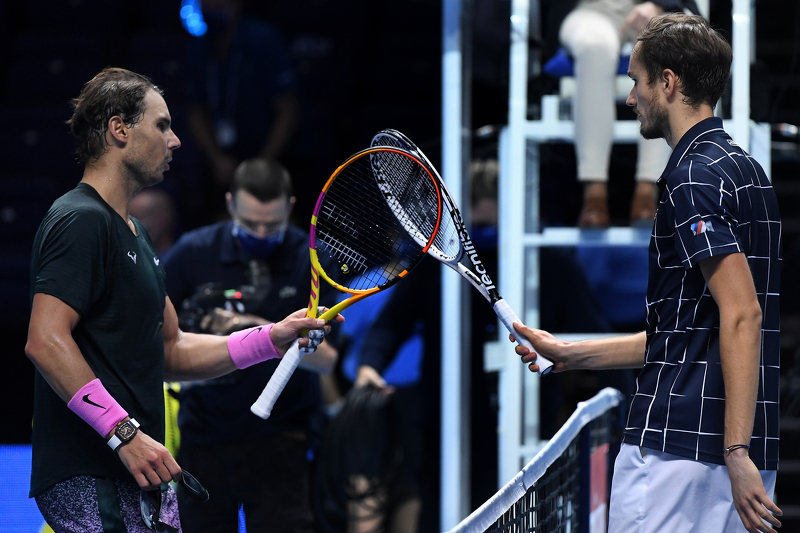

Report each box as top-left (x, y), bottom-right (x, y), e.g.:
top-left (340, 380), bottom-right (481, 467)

top-left (206, 47), bottom-right (243, 117)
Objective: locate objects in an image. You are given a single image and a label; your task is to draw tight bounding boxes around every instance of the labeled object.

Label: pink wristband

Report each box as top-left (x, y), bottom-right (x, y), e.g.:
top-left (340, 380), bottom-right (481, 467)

top-left (67, 379), bottom-right (128, 438)
top-left (228, 323), bottom-right (280, 369)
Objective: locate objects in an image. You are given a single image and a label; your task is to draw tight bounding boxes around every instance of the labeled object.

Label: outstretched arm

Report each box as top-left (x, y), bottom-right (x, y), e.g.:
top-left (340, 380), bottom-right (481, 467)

top-left (162, 297), bottom-right (340, 381)
top-left (512, 325), bottom-right (646, 373)
top-left (259, 93), bottom-right (299, 160)
top-left (700, 253), bottom-right (782, 532)
top-left (198, 307), bottom-right (338, 374)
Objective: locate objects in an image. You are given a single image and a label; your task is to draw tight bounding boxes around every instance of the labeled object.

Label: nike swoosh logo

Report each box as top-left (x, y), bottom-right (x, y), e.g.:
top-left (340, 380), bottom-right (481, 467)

top-left (82, 394), bottom-right (106, 409)
top-left (241, 326), bottom-right (263, 340)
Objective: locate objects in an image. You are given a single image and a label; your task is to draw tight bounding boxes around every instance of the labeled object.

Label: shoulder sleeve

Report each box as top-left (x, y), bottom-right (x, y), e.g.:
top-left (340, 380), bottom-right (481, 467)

top-left (135, 218), bottom-right (168, 288)
top-left (32, 207), bottom-right (110, 316)
top-left (666, 160), bottom-right (743, 269)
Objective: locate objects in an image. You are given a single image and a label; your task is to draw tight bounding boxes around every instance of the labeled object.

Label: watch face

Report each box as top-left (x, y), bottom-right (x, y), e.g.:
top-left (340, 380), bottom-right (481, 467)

top-left (117, 421), bottom-right (137, 441)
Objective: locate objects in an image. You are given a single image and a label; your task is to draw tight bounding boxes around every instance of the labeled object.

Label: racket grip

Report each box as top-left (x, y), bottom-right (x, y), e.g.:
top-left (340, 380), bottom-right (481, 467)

top-left (492, 299), bottom-right (554, 376)
top-left (250, 341), bottom-right (304, 419)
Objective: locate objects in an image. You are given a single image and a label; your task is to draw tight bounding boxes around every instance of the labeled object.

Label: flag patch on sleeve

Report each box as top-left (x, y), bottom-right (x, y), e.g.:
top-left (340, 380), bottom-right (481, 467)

top-left (691, 220), bottom-right (714, 235)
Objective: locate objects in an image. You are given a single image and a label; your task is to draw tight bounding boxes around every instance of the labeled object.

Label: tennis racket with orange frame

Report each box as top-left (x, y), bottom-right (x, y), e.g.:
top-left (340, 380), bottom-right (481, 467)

top-left (250, 146), bottom-right (443, 418)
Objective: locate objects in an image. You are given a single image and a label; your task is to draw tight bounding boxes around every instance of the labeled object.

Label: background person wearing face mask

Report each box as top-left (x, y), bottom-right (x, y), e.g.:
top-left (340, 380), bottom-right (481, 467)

top-left (161, 158), bottom-right (339, 533)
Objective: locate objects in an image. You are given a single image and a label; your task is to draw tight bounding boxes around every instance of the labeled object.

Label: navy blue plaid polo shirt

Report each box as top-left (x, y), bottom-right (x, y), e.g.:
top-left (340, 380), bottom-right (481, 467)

top-left (622, 117), bottom-right (781, 470)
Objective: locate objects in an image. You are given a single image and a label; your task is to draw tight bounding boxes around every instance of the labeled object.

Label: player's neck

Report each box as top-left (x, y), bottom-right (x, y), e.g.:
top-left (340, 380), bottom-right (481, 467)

top-left (81, 163), bottom-right (136, 227)
top-left (667, 104), bottom-right (715, 150)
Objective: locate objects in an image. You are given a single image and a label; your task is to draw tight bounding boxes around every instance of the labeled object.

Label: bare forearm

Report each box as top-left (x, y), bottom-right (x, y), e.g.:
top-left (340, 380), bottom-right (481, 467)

top-left (196, 310), bottom-right (335, 374)
top-left (259, 94), bottom-right (298, 159)
top-left (26, 333), bottom-right (97, 402)
top-left (164, 327), bottom-right (335, 379)
top-left (163, 331), bottom-right (236, 381)
top-left (565, 331), bottom-right (647, 370)
top-left (720, 313), bottom-right (762, 447)
top-left (718, 303), bottom-right (781, 531)
top-left (699, 254), bottom-right (764, 448)
top-left (26, 293), bottom-right (96, 401)
top-left (514, 323), bottom-right (646, 372)
top-left (162, 301), bottom-right (339, 381)
top-left (187, 107), bottom-right (223, 158)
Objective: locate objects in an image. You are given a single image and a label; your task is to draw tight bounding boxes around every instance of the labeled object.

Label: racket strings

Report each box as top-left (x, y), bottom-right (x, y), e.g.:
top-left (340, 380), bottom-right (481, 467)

top-left (430, 202), bottom-right (460, 261)
top-left (315, 227), bottom-right (369, 273)
top-left (369, 150), bottom-right (441, 245)
top-left (315, 155), bottom-right (424, 292)
top-left (370, 133), bottom-right (461, 262)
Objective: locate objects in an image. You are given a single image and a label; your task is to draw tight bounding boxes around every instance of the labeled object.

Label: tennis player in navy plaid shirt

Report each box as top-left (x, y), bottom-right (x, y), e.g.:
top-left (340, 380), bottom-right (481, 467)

top-left (513, 13), bottom-right (782, 533)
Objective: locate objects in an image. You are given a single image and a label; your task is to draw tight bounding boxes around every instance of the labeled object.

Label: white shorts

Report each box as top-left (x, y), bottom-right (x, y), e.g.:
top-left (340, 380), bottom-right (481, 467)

top-left (608, 443), bottom-right (777, 533)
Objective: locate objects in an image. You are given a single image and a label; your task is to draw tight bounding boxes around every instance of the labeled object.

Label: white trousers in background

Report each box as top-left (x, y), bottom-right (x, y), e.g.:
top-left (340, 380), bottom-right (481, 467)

top-left (608, 443), bottom-right (777, 533)
top-left (559, 6), bottom-right (671, 183)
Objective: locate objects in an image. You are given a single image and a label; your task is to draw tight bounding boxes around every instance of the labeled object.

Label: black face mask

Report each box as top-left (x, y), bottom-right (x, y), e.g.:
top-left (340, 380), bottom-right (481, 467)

top-left (232, 221), bottom-right (286, 258)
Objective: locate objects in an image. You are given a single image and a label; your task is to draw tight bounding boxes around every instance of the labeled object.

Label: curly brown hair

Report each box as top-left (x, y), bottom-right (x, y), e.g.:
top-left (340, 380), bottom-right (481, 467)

top-left (636, 13), bottom-right (732, 109)
top-left (67, 67), bottom-right (163, 165)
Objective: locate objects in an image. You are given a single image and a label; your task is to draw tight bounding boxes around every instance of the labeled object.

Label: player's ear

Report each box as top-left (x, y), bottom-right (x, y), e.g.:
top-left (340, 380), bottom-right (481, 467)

top-left (661, 68), bottom-right (679, 99)
top-left (107, 116), bottom-right (127, 145)
top-left (287, 195), bottom-right (296, 218)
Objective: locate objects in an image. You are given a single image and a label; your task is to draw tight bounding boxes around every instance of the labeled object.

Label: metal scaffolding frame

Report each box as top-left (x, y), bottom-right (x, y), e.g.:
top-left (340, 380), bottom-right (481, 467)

top-left (439, 0), bottom-right (770, 529)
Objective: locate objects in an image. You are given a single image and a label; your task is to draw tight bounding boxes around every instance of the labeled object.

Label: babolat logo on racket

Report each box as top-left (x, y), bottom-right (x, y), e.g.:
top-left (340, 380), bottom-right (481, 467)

top-left (452, 210), bottom-right (496, 291)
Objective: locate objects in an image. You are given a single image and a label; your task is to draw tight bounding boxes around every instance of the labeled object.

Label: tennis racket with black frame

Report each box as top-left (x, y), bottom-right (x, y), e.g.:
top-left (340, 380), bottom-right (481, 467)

top-left (370, 129), bottom-right (554, 375)
top-left (250, 146), bottom-right (443, 418)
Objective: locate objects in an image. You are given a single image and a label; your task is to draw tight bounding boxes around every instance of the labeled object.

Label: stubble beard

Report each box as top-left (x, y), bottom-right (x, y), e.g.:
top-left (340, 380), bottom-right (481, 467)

top-left (122, 157), bottom-right (164, 196)
top-left (639, 102), bottom-right (670, 141)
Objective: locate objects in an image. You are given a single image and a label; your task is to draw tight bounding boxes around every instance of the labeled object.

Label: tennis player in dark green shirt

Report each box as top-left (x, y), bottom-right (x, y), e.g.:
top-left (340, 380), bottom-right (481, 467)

top-left (25, 67), bottom-right (338, 533)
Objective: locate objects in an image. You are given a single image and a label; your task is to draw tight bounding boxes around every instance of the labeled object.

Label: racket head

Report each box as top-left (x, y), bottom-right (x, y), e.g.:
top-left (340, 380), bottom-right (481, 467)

top-left (308, 146), bottom-right (442, 320)
top-left (369, 131), bottom-right (547, 374)
top-left (372, 129), bottom-right (500, 305)
top-left (371, 130), bottom-right (462, 263)
top-left (371, 129), bottom-right (438, 177)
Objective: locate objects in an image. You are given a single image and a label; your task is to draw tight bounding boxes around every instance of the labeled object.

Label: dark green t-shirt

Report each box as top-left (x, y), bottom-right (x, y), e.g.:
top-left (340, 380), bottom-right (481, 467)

top-left (29, 183), bottom-right (167, 497)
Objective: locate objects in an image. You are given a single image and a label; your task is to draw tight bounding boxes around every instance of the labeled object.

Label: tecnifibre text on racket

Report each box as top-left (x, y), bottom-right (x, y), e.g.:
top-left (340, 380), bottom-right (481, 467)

top-left (371, 129), bottom-right (553, 375)
top-left (250, 146), bottom-right (442, 418)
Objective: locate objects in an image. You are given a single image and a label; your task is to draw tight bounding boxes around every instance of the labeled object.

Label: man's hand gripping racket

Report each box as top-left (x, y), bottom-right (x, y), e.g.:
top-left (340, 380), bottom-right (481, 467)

top-left (371, 129), bottom-right (553, 375)
top-left (251, 146), bottom-right (443, 418)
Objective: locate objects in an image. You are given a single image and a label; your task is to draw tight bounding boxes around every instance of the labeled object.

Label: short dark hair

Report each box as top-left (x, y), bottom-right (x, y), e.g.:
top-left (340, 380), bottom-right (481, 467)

top-left (636, 13), bottom-right (732, 108)
top-left (230, 158), bottom-right (294, 203)
top-left (67, 68), bottom-right (163, 165)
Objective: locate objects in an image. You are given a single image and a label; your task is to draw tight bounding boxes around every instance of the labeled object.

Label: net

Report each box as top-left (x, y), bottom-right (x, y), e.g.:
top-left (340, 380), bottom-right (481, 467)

top-left (447, 388), bottom-right (624, 533)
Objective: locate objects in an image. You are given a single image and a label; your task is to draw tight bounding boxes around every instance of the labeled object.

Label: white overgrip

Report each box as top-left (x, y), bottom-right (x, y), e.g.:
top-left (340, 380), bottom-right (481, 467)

top-left (250, 341), bottom-right (303, 419)
top-left (492, 299), bottom-right (554, 376)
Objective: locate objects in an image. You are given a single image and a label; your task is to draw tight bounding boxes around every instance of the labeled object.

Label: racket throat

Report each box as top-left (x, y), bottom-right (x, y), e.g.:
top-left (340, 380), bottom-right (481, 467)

top-left (451, 209), bottom-right (497, 292)
top-left (463, 246), bottom-right (496, 291)
top-left (307, 263), bottom-right (321, 318)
